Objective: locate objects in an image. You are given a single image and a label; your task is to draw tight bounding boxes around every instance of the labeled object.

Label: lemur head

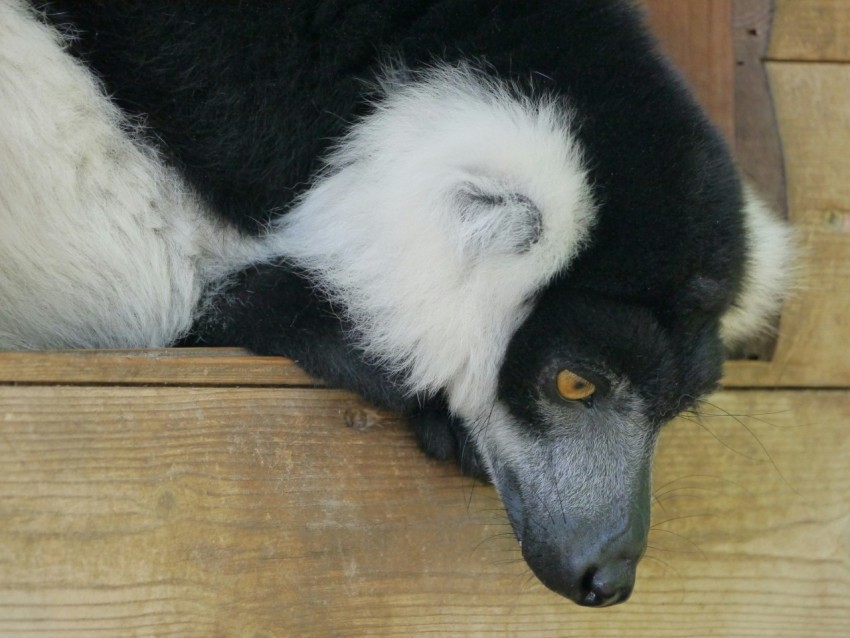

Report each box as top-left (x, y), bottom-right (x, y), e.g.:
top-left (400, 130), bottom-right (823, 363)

top-left (489, 283), bottom-right (736, 605)
top-left (451, 88), bottom-right (792, 604)
top-left (281, 63), bottom-right (793, 605)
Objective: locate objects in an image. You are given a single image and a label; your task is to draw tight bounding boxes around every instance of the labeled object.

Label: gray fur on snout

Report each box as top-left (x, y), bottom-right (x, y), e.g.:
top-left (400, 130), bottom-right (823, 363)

top-left (474, 388), bottom-right (657, 597)
top-left (530, 392), bottom-right (654, 518)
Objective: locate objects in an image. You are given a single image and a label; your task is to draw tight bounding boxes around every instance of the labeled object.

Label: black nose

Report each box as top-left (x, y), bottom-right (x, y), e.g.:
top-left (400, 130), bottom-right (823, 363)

top-left (577, 560), bottom-right (636, 607)
top-left (522, 541), bottom-right (641, 606)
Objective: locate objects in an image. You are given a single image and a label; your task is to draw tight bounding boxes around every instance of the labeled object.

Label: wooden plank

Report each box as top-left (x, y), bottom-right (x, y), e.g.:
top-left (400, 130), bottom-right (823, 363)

top-left (0, 386), bottom-right (848, 636)
top-left (642, 0), bottom-right (737, 142)
top-left (0, 348), bottom-right (315, 386)
top-left (771, 0), bottom-right (850, 62)
top-left (724, 62), bottom-right (850, 387)
top-left (734, 0), bottom-right (788, 222)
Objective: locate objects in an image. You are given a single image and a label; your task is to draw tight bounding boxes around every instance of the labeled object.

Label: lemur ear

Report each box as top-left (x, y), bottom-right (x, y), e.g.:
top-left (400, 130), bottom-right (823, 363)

top-left (449, 176), bottom-right (543, 259)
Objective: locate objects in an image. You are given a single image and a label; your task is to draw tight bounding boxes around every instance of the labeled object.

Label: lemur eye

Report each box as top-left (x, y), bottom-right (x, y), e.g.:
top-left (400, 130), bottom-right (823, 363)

top-left (556, 369), bottom-right (596, 401)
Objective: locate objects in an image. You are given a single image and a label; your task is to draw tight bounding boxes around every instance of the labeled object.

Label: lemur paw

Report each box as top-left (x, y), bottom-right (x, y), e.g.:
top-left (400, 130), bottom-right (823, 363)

top-left (407, 405), bottom-right (490, 482)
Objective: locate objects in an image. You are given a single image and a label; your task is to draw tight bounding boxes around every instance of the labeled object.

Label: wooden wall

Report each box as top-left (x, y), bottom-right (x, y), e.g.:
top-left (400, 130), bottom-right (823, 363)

top-left (2, 1), bottom-right (849, 636)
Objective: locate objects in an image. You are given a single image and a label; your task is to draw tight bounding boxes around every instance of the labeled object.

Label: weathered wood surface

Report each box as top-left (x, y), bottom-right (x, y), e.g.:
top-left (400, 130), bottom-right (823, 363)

top-left (734, 0), bottom-right (788, 223)
top-left (0, 348), bottom-right (315, 387)
top-left (771, 0), bottom-right (850, 61)
top-left (1, 386), bottom-right (847, 637)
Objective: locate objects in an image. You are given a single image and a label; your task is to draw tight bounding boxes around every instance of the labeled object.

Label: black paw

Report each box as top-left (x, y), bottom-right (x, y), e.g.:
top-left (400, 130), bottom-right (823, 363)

top-left (407, 403), bottom-right (490, 482)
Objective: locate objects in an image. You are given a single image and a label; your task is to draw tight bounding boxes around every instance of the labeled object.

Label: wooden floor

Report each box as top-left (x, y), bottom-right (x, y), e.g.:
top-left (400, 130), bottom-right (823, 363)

top-left (2, 2), bottom-right (849, 636)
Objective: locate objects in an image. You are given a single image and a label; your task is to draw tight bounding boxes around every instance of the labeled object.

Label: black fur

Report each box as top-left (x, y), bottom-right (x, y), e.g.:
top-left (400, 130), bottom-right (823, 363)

top-left (407, 399), bottom-right (489, 481)
top-left (499, 288), bottom-right (725, 429)
top-left (184, 259), bottom-right (416, 414)
top-left (38, 0), bottom-right (744, 404)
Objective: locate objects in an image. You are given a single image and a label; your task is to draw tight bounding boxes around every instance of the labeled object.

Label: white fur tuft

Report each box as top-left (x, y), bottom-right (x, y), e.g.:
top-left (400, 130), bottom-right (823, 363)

top-left (271, 64), bottom-right (596, 417)
top-left (0, 2), bottom-right (266, 350)
top-left (721, 186), bottom-right (796, 347)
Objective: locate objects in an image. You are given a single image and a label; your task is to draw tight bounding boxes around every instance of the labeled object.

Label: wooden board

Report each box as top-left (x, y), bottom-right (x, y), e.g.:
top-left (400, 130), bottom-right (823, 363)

top-left (1, 386), bottom-right (848, 637)
top-left (0, 348), bottom-right (314, 387)
top-left (734, 0), bottom-right (789, 224)
top-left (772, 0), bottom-right (850, 61)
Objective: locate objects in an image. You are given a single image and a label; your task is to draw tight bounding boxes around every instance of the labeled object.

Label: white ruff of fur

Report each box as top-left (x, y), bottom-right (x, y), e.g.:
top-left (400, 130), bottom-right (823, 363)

top-left (271, 65), bottom-right (596, 418)
top-left (720, 185), bottom-right (796, 347)
top-left (0, 2), bottom-right (267, 349)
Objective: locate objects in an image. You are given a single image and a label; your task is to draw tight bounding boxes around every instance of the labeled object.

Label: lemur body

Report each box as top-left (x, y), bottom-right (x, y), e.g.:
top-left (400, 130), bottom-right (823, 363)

top-left (0, 0), bottom-right (792, 605)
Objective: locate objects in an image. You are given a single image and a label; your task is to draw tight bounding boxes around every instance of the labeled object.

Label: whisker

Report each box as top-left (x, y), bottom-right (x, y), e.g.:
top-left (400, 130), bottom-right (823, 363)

top-left (698, 399), bottom-right (802, 497)
top-left (654, 485), bottom-right (748, 505)
top-left (676, 413), bottom-right (763, 462)
top-left (647, 528), bottom-right (706, 556)
top-left (653, 512), bottom-right (718, 526)
top-left (472, 532), bottom-right (518, 552)
top-left (641, 553), bottom-right (681, 577)
top-left (492, 557), bottom-right (527, 567)
top-left (651, 490), bottom-right (668, 514)
top-left (652, 473), bottom-right (754, 498)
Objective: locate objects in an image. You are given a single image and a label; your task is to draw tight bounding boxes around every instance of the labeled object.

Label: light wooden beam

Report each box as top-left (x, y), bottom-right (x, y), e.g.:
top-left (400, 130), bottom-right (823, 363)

top-left (1, 386), bottom-right (848, 636)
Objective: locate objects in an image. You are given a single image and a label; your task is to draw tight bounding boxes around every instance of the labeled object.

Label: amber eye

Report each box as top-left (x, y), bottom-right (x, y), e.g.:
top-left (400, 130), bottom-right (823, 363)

top-left (556, 369), bottom-right (596, 401)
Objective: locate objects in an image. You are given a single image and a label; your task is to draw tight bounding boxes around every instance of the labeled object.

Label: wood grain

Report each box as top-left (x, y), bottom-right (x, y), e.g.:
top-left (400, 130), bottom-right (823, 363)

top-left (771, 0), bottom-right (850, 61)
top-left (0, 348), bottom-right (315, 387)
top-left (734, 0), bottom-right (788, 221)
top-left (1, 386), bottom-right (847, 637)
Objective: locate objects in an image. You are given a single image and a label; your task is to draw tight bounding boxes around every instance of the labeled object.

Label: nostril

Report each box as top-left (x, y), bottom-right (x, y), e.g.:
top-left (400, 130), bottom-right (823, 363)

top-left (578, 562), bottom-right (636, 607)
top-left (518, 518), bottom-right (646, 605)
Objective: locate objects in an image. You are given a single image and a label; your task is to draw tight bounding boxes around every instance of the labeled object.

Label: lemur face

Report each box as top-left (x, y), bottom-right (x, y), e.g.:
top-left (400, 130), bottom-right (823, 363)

top-left (487, 289), bottom-right (727, 605)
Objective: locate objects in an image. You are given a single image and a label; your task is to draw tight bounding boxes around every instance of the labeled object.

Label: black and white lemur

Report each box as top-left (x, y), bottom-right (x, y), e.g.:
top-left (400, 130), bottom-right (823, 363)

top-left (0, 0), bottom-right (793, 606)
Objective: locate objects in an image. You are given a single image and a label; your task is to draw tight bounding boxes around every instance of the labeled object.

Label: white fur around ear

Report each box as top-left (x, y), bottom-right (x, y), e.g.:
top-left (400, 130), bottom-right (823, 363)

top-left (271, 63), bottom-right (596, 416)
top-left (721, 185), bottom-right (796, 347)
